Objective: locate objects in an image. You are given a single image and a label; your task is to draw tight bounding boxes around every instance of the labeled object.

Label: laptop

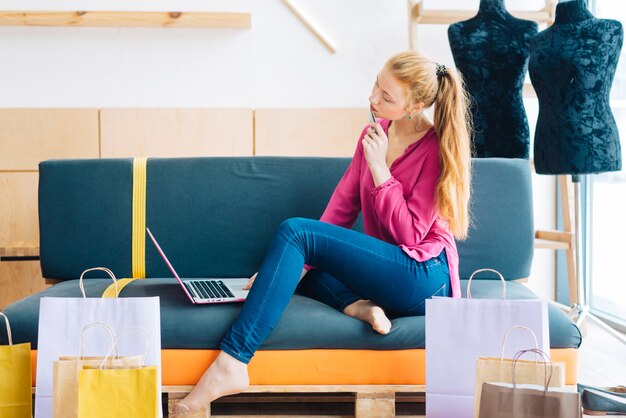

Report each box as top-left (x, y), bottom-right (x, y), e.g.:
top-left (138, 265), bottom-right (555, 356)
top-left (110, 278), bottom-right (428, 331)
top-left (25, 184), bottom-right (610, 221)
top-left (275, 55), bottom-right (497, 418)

top-left (146, 227), bottom-right (249, 304)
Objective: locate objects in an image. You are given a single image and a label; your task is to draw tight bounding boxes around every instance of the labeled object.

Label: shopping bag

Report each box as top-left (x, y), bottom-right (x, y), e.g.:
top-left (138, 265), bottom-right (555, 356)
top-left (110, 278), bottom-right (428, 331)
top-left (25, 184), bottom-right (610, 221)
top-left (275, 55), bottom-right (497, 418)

top-left (52, 323), bottom-right (144, 418)
top-left (478, 348), bottom-right (581, 418)
top-left (77, 365), bottom-right (159, 418)
top-left (474, 326), bottom-right (566, 417)
top-left (425, 269), bottom-right (550, 418)
top-left (77, 327), bottom-right (159, 418)
top-left (0, 312), bottom-right (32, 418)
top-left (35, 267), bottom-right (162, 418)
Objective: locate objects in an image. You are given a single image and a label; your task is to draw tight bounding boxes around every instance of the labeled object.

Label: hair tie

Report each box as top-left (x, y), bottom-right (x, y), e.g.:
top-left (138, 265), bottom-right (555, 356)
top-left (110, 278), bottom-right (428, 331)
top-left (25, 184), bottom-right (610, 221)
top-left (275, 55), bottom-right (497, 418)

top-left (431, 63), bottom-right (448, 106)
top-left (436, 63), bottom-right (447, 79)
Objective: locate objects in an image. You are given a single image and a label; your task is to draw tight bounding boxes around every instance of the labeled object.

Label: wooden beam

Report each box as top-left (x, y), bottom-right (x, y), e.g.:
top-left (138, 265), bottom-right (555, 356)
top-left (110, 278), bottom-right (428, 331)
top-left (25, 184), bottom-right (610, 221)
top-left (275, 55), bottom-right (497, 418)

top-left (281, 0), bottom-right (336, 54)
top-left (0, 11), bottom-right (251, 28)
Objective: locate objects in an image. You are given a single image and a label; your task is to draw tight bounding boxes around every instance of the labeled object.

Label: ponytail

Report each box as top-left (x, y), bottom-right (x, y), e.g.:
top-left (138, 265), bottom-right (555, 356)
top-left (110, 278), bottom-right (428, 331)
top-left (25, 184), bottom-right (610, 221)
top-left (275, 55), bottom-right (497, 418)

top-left (433, 68), bottom-right (472, 239)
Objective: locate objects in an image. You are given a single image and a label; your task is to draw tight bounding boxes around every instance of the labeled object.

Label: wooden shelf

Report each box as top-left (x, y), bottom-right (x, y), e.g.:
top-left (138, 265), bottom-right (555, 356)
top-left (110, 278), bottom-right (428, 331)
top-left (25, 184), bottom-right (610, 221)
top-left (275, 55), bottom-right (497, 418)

top-left (0, 11), bottom-right (251, 28)
top-left (407, 0), bottom-right (557, 53)
top-left (411, 3), bottom-right (553, 25)
top-left (0, 241), bottom-right (39, 260)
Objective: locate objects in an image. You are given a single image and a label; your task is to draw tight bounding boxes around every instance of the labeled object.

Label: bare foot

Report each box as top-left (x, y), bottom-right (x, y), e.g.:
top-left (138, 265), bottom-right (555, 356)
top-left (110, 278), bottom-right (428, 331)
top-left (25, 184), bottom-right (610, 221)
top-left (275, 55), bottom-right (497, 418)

top-left (343, 299), bottom-right (392, 335)
top-left (174, 351), bottom-right (250, 414)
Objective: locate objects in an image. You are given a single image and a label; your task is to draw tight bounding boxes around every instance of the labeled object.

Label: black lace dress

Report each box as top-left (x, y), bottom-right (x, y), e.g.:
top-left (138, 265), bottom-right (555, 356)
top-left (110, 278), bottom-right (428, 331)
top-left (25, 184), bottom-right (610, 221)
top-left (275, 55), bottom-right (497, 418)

top-left (529, 0), bottom-right (623, 174)
top-left (448, 0), bottom-right (538, 158)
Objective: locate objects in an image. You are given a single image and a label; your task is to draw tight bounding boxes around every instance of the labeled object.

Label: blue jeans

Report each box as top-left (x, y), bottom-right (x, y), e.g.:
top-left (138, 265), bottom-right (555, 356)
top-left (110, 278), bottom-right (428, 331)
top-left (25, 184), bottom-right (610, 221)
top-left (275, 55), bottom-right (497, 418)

top-left (220, 217), bottom-right (450, 364)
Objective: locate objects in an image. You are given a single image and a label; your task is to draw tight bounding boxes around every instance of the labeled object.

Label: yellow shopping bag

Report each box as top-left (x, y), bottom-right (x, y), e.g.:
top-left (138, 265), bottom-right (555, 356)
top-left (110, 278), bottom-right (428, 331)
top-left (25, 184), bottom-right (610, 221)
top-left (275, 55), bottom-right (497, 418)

top-left (77, 365), bottom-right (159, 418)
top-left (77, 325), bottom-right (159, 418)
top-left (0, 312), bottom-right (32, 418)
top-left (53, 323), bottom-right (143, 418)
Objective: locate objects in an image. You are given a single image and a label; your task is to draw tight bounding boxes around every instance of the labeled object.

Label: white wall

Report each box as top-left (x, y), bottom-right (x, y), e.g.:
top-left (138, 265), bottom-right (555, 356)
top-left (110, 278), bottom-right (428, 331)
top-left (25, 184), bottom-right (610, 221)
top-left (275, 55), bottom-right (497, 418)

top-left (0, 0), bottom-right (408, 107)
top-left (0, 0), bottom-right (556, 298)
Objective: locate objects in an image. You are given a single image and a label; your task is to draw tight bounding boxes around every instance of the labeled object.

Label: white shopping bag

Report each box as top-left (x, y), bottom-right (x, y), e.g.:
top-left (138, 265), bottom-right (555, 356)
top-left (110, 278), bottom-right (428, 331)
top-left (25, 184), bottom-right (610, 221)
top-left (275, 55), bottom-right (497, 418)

top-left (35, 268), bottom-right (162, 418)
top-left (425, 269), bottom-right (549, 418)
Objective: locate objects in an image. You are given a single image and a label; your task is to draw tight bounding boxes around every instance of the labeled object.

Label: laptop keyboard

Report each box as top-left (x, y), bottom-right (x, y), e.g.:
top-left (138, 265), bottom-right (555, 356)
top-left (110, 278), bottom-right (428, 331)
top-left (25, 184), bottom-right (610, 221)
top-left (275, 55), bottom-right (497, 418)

top-left (189, 280), bottom-right (234, 299)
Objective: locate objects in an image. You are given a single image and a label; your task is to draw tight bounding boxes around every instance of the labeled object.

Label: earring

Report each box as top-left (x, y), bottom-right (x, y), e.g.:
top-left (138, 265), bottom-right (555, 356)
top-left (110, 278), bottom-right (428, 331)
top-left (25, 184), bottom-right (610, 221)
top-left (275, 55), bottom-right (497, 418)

top-left (408, 114), bottom-right (412, 120)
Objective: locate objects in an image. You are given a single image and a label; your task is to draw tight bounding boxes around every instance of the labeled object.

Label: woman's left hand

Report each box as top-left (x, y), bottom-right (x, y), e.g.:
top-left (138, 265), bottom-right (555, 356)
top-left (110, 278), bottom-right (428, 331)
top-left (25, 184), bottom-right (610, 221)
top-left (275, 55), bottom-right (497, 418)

top-left (362, 123), bottom-right (391, 186)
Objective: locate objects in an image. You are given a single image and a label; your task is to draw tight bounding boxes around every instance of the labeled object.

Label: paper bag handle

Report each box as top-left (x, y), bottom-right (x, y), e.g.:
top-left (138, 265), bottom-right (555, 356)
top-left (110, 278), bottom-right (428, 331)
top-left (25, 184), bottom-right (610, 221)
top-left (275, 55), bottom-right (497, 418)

top-left (0, 312), bottom-right (13, 346)
top-left (78, 322), bottom-right (119, 359)
top-left (99, 326), bottom-right (149, 369)
top-left (500, 326), bottom-right (539, 361)
top-left (512, 348), bottom-right (553, 391)
top-left (466, 269), bottom-right (506, 300)
top-left (79, 267), bottom-right (118, 298)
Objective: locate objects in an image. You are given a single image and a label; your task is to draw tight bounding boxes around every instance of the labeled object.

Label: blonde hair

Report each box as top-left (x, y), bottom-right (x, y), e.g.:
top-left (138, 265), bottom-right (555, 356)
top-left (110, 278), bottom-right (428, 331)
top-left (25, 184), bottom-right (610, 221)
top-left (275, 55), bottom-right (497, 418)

top-left (385, 51), bottom-right (472, 239)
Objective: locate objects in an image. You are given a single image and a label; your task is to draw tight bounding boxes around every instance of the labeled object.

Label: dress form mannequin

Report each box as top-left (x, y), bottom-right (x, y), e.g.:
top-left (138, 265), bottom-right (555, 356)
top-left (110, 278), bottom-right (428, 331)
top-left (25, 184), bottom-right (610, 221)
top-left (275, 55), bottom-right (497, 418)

top-left (448, 0), bottom-right (538, 158)
top-left (529, 0), bottom-right (623, 174)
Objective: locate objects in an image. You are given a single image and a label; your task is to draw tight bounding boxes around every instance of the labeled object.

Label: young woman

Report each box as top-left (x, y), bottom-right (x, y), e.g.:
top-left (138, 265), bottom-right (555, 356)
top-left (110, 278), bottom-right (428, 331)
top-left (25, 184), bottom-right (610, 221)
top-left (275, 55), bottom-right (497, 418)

top-left (172, 50), bottom-right (472, 417)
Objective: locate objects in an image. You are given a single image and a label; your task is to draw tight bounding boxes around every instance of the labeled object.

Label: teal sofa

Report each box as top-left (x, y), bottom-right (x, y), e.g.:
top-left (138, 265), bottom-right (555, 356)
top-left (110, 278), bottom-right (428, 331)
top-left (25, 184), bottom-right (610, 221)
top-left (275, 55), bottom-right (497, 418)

top-left (0, 157), bottom-right (581, 408)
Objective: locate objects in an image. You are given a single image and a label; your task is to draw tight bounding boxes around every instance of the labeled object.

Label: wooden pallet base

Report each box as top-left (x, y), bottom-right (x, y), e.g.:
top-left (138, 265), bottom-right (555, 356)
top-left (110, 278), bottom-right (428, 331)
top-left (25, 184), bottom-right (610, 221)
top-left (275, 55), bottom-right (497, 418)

top-left (164, 385), bottom-right (425, 418)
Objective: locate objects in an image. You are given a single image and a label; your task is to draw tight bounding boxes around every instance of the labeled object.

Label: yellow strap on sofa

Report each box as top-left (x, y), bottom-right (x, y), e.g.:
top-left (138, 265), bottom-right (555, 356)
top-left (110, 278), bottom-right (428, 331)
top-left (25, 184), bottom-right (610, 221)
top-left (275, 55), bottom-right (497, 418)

top-left (102, 157), bottom-right (148, 298)
top-left (102, 278), bottom-right (136, 298)
top-left (132, 157), bottom-right (148, 279)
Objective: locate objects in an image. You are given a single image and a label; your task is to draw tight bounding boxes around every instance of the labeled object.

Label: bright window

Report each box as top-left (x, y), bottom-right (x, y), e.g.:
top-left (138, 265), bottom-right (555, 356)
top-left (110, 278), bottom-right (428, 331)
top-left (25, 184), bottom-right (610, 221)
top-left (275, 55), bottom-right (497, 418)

top-left (588, 0), bottom-right (626, 326)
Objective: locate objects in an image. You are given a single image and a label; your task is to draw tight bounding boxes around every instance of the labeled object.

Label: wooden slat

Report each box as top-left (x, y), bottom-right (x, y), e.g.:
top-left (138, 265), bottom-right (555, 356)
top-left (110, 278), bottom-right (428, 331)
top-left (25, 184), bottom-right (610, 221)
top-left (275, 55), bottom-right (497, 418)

top-left (535, 230), bottom-right (574, 244)
top-left (254, 109), bottom-right (368, 157)
top-left (0, 11), bottom-right (251, 28)
top-left (100, 109), bottom-right (253, 158)
top-left (0, 109), bottom-right (99, 171)
top-left (162, 384), bottom-right (426, 394)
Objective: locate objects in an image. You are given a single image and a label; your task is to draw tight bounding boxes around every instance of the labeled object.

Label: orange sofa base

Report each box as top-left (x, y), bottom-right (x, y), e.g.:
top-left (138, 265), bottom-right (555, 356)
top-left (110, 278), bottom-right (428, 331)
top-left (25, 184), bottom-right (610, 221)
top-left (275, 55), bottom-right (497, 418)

top-left (30, 348), bottom-right (578, 386)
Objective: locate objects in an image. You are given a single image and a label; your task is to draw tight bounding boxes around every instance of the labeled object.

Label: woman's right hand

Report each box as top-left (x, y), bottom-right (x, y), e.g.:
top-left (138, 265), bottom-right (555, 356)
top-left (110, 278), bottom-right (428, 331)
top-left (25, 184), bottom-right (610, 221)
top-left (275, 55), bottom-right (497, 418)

top-left (243, 272), bottom-right (257, 290)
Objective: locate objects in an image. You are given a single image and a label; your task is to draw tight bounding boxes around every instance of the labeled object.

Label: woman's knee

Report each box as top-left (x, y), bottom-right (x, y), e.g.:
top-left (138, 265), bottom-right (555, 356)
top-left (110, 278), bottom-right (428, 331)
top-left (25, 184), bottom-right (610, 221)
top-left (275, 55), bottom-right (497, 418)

top-left (277, 217), bottom-right (315, 237)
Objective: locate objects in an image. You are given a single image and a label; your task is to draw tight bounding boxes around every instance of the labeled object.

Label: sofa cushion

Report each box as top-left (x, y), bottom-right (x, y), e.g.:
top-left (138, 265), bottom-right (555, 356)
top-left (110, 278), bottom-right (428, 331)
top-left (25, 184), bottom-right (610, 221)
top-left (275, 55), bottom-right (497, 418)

top-left (0, 278), bottom-right (581, 350)
top-left (39, 158), bottom-right (363, 281)
top-left (39, 157), bottom-right (533, 282)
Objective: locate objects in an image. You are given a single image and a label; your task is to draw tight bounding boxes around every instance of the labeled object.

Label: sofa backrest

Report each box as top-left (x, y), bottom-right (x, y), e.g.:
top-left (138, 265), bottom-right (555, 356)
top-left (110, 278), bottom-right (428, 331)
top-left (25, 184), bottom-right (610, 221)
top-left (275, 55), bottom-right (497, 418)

top-left (39, 157), bottom-right (533, 281)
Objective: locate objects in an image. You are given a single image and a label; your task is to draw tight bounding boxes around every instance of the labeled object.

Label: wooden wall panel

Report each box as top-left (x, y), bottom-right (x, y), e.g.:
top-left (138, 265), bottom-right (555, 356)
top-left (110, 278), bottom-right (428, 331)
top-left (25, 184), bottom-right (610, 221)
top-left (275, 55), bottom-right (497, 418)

top-left (0, 109), bottom-right (99, 170)
top-left (0, 173), bottom-right (46, 309)
top-left (0, 262), bottom-right (47, 310)
top-left (100, 109), bottom-right (253, 158)
top-left (0, 173), bottom-right (39, 244)
top-left (254, 108), bottom-right (369, 157)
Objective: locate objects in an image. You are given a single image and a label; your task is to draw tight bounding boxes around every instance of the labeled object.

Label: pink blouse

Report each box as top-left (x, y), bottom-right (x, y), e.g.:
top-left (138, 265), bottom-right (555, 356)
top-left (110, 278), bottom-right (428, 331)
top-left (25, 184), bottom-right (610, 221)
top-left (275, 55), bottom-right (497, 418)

top-left (319, 119), bottom-right (460, 298)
